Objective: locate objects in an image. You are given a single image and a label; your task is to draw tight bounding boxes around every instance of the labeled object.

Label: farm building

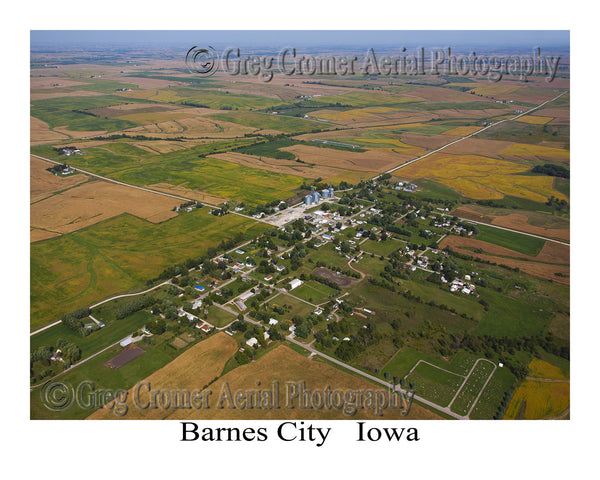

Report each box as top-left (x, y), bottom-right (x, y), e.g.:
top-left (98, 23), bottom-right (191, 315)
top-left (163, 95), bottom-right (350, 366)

top-left (289, 278), bottom-right (303, 290)
top-left (239, 291), bottom-right (254, 301)
top-left (246, 337), bottom-right (258, 347)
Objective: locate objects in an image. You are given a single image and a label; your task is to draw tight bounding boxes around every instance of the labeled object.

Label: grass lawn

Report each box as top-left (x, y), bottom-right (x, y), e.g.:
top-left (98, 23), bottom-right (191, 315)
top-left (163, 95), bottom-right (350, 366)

top-left (469, 366), bottom-right (516, 419)
top-left (290, 281), bottom-right (338, 305)
top-left (206, 305), bottom-right (237, 328)
top-left (361, 238), bottom-right (404, 257)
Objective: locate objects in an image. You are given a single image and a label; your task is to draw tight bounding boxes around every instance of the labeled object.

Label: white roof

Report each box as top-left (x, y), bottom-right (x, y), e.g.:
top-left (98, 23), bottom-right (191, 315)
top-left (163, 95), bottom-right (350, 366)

top-left (246, 337), bottom-right (258, 347)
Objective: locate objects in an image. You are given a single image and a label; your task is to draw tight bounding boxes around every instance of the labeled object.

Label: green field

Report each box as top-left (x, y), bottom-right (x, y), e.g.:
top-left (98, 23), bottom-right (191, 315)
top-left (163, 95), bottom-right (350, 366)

top-left (206, 305), bottom-right (237, 328)
top-left (30, 95), bottom-right (146, 132)
top-left (291, 281), bottom-right (338, 305)
top-left (474, 224), bottom-right (546, 255)
top-left (361, 238), bottom-right (404, 257)
top-left (30, 209), bottom-right (266, 330)
top-left (405, 361), bottom-right (464, 407)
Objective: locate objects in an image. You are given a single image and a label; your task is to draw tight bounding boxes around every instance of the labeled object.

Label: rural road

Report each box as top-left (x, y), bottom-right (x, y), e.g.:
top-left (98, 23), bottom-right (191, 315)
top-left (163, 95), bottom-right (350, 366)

top-left (285, 334), bottom-right (466, 419)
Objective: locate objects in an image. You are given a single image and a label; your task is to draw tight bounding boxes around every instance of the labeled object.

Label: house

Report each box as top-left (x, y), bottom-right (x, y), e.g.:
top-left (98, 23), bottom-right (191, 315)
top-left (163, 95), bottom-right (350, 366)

top-left (269, 318), bottom-right (279, 325)
top-left (235, 249), bottom-right (245, 255)
top-left (246, 337), bottom-right (258, 347)
top-left (289, 278), bottom-right (303, 290)
top-left (264, 275), bottom-right (273, 281)
top-left (200, 324), bottom-right (211, 333)
top-left (276, 265), bottom-right (285, 272)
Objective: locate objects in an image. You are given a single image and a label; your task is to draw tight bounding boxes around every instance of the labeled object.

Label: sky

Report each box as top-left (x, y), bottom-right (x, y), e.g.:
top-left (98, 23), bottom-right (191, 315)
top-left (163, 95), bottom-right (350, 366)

top-left (30, 30), bottom-right (570, 50)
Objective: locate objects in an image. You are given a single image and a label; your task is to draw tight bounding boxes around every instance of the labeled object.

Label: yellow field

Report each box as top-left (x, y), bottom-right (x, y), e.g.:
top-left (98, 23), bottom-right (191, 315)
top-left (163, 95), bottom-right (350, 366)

top-left (399, 153), bottom-right (568, 201)
top-left (353, 137), bottom-right (427, 155)
top-left (313, 106), bottom-right (397, 122)
top-left (516, 115), bottom-right (554, 125)
top-left (470, 84), bottom-right (522, 96)
top-left (120, 88), bottom-right (184, 103)
top-left (504, 381), bottom-right (569, 419)
top-left (502, 143), bottom-right (570, 160)
top-left (443, 126), bottom-right (482, 136)
top-left (528, 359), bottom-right (569, 380)
top-left (88, 333), bottom-right (238, 420)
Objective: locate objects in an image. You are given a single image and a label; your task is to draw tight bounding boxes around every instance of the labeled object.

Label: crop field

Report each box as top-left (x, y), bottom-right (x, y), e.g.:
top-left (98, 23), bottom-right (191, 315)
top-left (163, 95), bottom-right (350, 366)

top-left (397, 153), bottom-right (568, 201)
top-left (30, 116), bottom-right (71, 144)
top-left (515, 115), bottom-right (554, 125)
top-left (501, 142), bottom-right (570, 162)
top-left (115, 156), bottom-right (305, 205)
top-left (30, 95), bottom-right (147, 132)
top-left (30, 209), bottom-right (266, 330)
top-left (87, 333), bottom-right (239, 420)
top-left (308, 91), bottom-right (420, 108)
top-left (504, 380), bottom-right (570, 419)
top-left (473, 224), bottom-right (547, 255)
top-left (208, 111), bottom-right (325, 134)
top-left (31, 178), bottom-right (180, 238)
top-left (442, 125), bottom-right (482, 136)
top-left (209, 151), bottom-right (347, 179)
top-left (280, 144), bottom-right (410, 173)
top-left (528, 358), bottom-right (569, 380)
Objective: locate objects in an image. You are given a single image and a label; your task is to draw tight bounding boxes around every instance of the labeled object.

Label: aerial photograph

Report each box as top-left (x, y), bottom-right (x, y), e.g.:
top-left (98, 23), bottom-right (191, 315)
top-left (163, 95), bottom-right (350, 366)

top-left (29, 30), bottom-right (570, 422)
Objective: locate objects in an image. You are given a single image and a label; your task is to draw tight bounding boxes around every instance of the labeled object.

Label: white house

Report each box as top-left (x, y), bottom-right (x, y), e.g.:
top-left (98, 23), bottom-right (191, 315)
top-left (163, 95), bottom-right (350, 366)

top-left (246, 337), bottom-right (258, 347)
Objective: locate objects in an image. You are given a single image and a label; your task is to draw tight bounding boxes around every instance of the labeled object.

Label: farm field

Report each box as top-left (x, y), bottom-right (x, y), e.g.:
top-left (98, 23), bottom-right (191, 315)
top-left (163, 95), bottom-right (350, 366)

top-left (104, 344), bottom-right (443, 420)
top-left (30, 209), bottom-right (266, 330)
top-left (87, 333), bottom-right (238, 420)
top-left (31, 177), bottom-right (181, 239)
top-left (504, 380), bottom-right (570, 419)
top-left (397, 153), bottom-right (568, 202)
